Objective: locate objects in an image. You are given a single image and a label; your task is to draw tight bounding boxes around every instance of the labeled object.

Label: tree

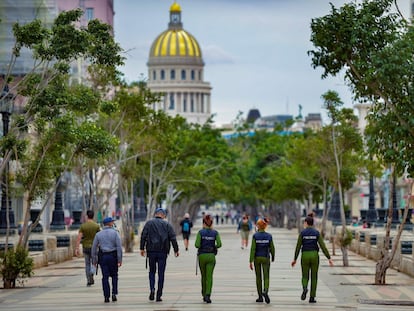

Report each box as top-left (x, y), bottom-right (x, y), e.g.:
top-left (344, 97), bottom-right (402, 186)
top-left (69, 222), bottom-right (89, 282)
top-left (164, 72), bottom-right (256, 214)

top-left (0, 9), bottom-right (123, 287)
top-left (309, 0), bottom-right (413, 282)
top-left (322, 90), bottom-right (363, 266)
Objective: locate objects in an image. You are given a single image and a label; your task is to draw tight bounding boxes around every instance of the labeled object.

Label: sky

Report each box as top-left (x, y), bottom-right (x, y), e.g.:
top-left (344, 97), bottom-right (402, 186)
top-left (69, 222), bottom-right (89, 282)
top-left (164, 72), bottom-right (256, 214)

top-left (113, 0), bottom-right (412, 126)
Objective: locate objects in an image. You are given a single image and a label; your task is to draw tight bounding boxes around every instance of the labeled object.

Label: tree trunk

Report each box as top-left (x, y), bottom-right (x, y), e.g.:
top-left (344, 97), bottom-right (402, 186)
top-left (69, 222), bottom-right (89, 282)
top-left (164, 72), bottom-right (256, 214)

top-left (340, 245), bottom-right (349, 266)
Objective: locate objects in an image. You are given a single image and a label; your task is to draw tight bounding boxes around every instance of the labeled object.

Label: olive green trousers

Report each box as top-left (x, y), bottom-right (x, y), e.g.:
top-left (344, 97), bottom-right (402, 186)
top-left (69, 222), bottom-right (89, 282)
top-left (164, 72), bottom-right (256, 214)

top-left (253, 256), bottom-right (270, 296)
top-left (198, 253), bottom-right (216, 297)
top-left (301, 250), bottom-right (320, 298)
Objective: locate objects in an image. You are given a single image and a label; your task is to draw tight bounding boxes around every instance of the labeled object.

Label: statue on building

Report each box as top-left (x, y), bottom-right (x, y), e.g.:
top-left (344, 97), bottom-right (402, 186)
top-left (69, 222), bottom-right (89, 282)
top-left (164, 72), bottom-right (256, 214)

top-left (297, 104), bottom-right (303, 120)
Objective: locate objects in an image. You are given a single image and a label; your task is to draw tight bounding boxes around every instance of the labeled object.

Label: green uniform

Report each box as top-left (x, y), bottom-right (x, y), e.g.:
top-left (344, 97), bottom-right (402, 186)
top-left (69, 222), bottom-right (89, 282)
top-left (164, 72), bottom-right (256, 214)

top-left (293, 226), bottom-right (330, 298)
top-left (195, 228), bottom-right (222, 299)
top-left (249, 229), bottom-right (275, 298)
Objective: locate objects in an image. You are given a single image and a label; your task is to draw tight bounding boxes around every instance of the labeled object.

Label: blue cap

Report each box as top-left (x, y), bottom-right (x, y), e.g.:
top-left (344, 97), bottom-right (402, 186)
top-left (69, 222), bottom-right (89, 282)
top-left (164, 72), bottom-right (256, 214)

top-left (155, 208), bottom-right (166, 215)
top-left (103, 217), bottom-right (114, 224)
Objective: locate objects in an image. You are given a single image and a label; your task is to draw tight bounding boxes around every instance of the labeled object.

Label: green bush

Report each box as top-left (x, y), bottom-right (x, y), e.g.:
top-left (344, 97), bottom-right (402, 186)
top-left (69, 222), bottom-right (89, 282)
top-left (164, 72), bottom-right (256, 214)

top-left (0, 245), bottom-right (34, 288)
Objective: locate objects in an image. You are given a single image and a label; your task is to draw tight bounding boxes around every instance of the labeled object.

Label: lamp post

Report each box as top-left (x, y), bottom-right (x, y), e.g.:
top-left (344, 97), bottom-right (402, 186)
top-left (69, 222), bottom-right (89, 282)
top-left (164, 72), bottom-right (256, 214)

top-left (0, 88), bottom-right (16, 234)
top-left (391, 172), bottom-right (400, 227)
top-left (366, 175), bottom-right (378, 227)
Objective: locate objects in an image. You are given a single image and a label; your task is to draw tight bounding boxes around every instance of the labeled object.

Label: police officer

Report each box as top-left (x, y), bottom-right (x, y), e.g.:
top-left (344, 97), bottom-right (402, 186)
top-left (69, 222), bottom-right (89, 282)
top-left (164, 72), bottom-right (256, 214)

top-left (291, 215), bottom-right (333, 303)
top-left (195, 214), bottom-right (222, 304)
top-left (92, 217), bottom-right (123, 303)
top-left (140, 208), bottom-right (179, 302)
top-left (249, 218), bottom-right (275, 304)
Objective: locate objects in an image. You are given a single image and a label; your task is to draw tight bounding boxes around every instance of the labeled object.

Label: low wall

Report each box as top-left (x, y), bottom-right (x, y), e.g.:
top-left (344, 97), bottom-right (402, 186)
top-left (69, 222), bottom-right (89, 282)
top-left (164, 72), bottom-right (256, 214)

top-left (2, 231), bottom-right (79, 269)
top-left (331, 223), bottom-right (414, 277)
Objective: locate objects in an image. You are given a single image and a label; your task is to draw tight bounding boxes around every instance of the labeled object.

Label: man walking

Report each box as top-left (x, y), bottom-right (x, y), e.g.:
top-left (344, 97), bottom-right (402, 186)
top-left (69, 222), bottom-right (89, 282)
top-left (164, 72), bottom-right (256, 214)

top-left (140, 208), bottom-right (179, 302)
top-left (92, 217), bottom-right (123, 303)
top-left (75, 210), bottom-right (100, 286)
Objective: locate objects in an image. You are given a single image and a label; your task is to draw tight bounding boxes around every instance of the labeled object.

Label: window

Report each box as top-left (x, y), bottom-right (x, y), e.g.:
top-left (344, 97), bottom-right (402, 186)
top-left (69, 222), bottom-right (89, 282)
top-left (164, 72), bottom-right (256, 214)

top-left (199, 70), bottom-right (202, 81)
top-left (181, 69), bottom-right (186, 80)
top-left (153, 70), bottom-right (156, 81)
top-left (86, 8), bottom-right (94, 21)
top-left (190, 95), bottom-right (194, 112)
top-left (169, 93), bottom-right (175, 110)
top-left (191, 70), bottom-right (195, 80)
top-left (183, 98), bottom-right (187, 112)
top-left (171, 69), bottom-right (175, 80)
top-left (161, 70), bottom-right (165, 80)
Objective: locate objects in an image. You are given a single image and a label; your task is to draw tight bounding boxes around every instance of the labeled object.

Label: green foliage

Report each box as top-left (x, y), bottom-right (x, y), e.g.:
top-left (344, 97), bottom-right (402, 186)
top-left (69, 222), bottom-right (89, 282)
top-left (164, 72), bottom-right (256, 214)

top-left (309, 0), bottom-right (414, 177)
top-left (75, 122), bottom-right (118, 159)
top-left (0, 246), bottom-right (34, 288)
top-left (339, 228), bottom-right (353, 247)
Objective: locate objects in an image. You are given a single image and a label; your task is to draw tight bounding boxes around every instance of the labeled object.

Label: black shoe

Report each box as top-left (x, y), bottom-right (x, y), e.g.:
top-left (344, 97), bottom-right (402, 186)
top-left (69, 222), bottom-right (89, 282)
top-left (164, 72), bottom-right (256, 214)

top-left (204, 295), bottom-right (211, 303)
top-left (149, 291), bottom-right (155, 301)
top-left (87, 282), bottom-right (91, 287)
top-left (256, 296), bottom-right (263, 302)
top-left (156, 296), bottom-right (162, 302)
top-left (263, 292), bottom-right (270, 304)
top-left (90, 276), bottom-right (94, 285)
top-left (104, 297), bottom-right (110, 303)
top-left (112, 295), bottom-right (117, 302)
top-left (309, 297), bottom-right (316, 303)
top-left (301, 288), bottom-right (308, 301)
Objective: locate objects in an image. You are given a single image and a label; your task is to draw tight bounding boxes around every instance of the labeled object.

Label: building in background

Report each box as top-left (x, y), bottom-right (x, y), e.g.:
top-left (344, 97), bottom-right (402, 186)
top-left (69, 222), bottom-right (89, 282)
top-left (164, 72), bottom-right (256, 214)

top-left (0, 0), bottom-right (115, 229)
top-left (147, 2), bottom-right (212, 125)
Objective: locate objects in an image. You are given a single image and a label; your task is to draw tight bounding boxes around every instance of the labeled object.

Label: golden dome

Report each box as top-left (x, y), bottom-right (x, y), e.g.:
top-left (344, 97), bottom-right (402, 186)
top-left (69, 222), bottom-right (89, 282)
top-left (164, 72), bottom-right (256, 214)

top-left (170, 2), bottom-right (181, 12)
top-left (150, 29), bottom-right (201, 58)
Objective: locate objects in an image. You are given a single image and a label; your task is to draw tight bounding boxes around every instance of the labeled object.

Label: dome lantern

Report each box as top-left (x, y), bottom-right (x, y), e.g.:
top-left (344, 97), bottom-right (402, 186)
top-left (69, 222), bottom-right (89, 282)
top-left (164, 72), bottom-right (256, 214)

top-left (169, 1), bottom-right (182, 29)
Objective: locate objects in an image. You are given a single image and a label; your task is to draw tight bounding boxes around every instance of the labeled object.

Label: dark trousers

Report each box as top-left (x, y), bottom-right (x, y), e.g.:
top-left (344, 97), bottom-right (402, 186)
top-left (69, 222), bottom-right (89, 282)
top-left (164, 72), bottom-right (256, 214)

top-left (148, 252), bottom-right (167, 296)
top-left (100, 252), bottom-right (118, 298)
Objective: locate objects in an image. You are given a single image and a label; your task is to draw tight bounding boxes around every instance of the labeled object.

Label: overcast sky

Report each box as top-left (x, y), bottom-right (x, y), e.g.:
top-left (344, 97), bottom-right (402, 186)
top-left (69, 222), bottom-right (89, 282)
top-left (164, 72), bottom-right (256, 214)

top-left (113, 0), bottom-right (411, 126)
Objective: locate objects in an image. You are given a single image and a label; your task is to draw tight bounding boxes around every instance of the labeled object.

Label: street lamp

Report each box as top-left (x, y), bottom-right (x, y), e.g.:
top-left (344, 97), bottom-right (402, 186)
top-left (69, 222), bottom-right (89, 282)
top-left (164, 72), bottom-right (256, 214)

top-left (0, 87), bottom-right (16, 234)
top-left (366, 175), bottom-right (378, 227)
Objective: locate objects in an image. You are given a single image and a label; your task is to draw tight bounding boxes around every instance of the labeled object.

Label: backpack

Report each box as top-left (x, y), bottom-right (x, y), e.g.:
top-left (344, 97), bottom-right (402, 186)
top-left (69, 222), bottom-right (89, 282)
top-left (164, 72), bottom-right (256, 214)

top-left (183, 221), bottom-right (190, 232)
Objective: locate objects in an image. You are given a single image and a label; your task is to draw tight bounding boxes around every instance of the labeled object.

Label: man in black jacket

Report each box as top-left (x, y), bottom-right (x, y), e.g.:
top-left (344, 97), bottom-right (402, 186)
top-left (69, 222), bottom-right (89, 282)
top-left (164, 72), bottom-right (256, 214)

top-left (140, 208), bottom-right (179, 302)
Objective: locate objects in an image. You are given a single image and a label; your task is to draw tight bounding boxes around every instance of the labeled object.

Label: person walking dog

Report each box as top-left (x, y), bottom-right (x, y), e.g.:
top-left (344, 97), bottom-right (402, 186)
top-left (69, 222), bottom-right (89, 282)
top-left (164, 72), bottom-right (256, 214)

top-left (91, 217), bottom-right (123, 303)
top-left (291, 214), bottom-right (333, 303)
top-left (140, 208), bottom-right (179, 302)
top-left (249, 218), bottom-right (275, 304)
top-left (195, 214), bottom-right (222, 304)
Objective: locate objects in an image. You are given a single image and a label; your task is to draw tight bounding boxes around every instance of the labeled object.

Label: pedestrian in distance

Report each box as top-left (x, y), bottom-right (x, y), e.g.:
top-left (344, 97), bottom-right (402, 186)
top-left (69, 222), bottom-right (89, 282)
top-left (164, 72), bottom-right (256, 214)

top-left (140, 208), bottom-right (179, 302)
top-left (249, 218), bottom-right (275, 304)
top-left (237, 214), bottom-right (253, 249)
top-left (91, 217), bottom-right (123, 303)
top-left (195, 214), bottom-right (222, 304)
top-left (180, 212), bottom-right (193, 251)
top-left (291, 214), bottom-right (333, 303)
top-left (75, 210), bottom-right (100, 287)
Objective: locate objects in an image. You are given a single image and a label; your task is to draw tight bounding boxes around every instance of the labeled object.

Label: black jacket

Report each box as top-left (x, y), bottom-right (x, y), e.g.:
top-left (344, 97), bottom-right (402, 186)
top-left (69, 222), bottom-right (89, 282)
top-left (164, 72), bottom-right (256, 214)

top-left (140, 217), bottom-right (179, 254)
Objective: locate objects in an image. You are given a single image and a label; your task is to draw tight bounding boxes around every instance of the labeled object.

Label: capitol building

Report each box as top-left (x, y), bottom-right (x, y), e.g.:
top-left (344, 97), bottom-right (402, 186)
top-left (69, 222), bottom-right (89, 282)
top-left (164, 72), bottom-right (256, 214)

top-left (147, 2), bottom-right (212, 125)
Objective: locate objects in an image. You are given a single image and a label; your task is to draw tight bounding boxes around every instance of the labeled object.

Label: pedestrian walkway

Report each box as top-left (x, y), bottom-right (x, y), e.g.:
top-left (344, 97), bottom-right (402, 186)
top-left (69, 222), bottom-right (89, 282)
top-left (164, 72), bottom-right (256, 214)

top-left (1, 222), bottom-right (414, 311)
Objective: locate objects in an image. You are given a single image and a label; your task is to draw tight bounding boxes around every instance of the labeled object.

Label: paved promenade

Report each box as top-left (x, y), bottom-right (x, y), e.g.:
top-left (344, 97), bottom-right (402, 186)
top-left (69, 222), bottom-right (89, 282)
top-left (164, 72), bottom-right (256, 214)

top-left (1, 221), bottom-right (414, 311)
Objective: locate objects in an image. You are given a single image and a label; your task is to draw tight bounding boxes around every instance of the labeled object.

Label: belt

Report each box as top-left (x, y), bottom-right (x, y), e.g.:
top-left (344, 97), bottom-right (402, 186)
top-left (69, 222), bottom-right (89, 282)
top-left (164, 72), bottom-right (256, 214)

top-left (102, 250), bottom-right (117, 255)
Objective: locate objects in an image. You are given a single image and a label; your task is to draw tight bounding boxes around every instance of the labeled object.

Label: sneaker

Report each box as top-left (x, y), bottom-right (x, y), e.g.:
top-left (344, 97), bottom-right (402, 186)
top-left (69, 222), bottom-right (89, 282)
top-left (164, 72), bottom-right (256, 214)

top-left (149, 291), bottom-right (155, 301)
top-left (104, 297), bottom-right (110, 303)
top-left (263, 292), bottom-right (270, 304)
top-left (309, 297), bottom-right (316, 303)
top-left (112, 295), bottom-right (117, 302)
top-left (301, 288), bottom-right (308, 301)
top-left (204, 295), bottom-right (211, 303)
top-left (256, 296), bottom-right (263, 303)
